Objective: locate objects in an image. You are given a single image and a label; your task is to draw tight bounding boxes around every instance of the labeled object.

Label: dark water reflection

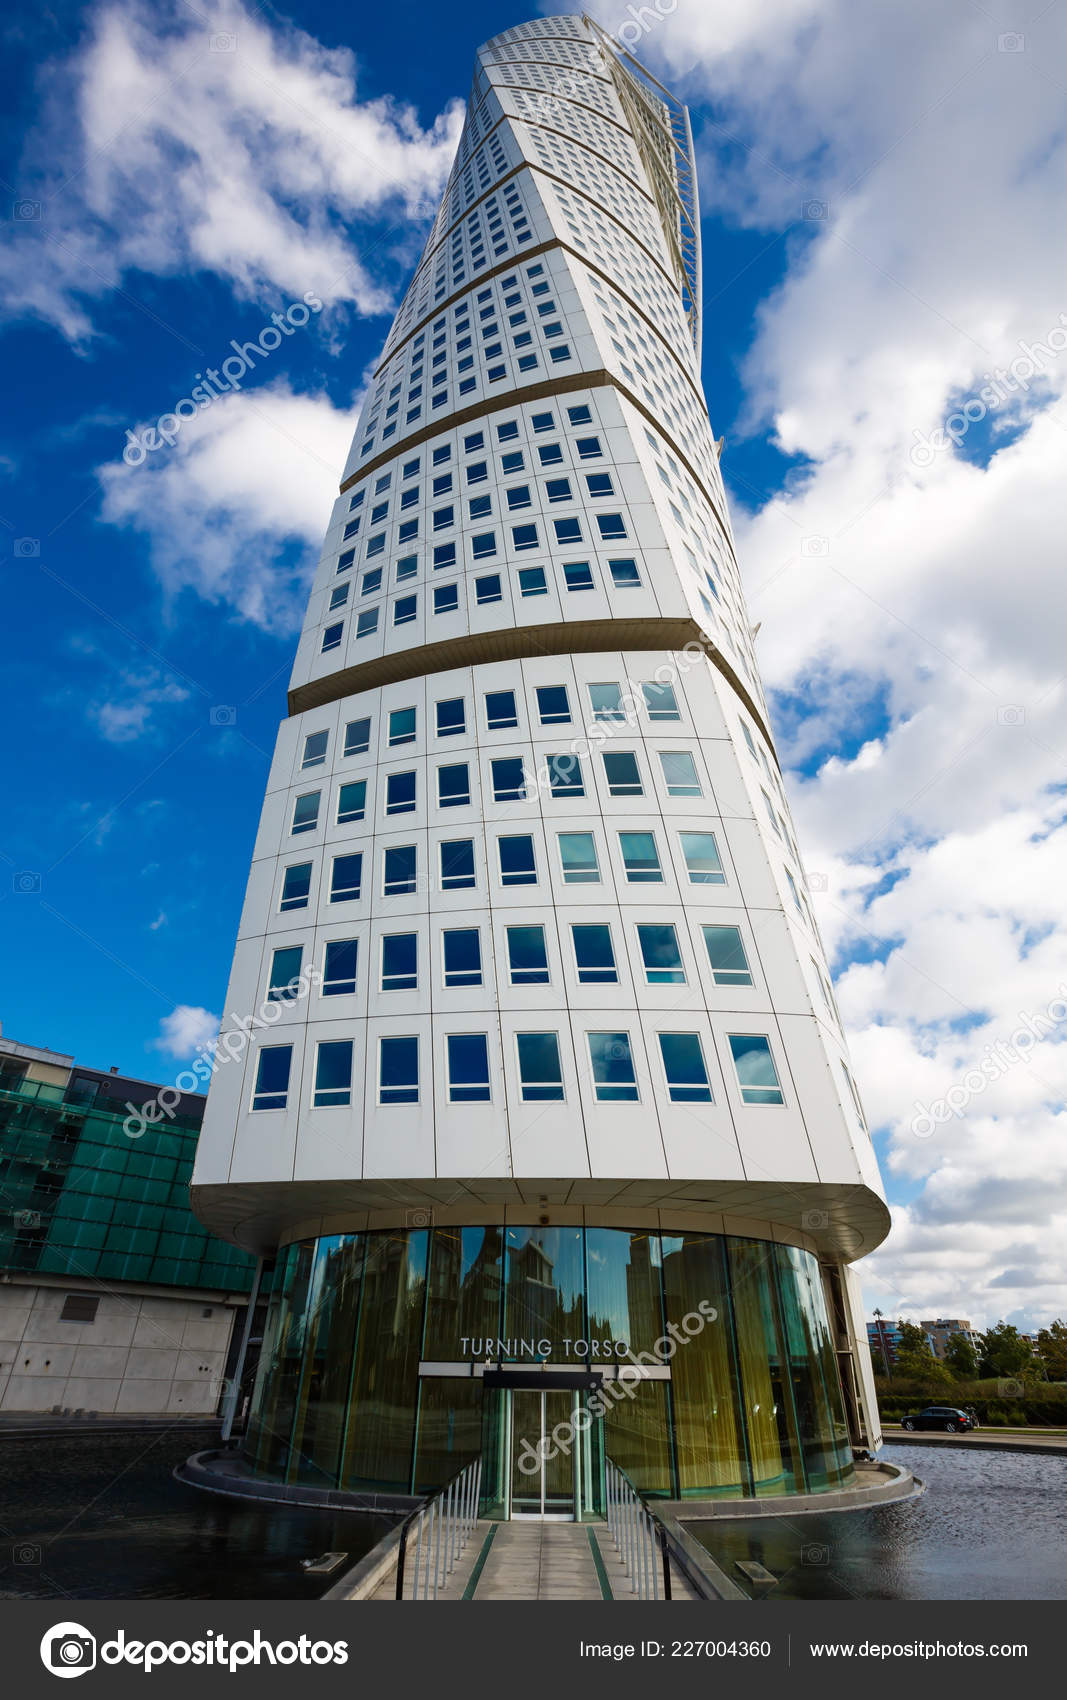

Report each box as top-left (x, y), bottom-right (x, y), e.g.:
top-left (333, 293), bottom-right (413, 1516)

top-left (0, 1428), bottom-right (397, 1600)
top-left (687, 1444), bottom-right (1067, 1600)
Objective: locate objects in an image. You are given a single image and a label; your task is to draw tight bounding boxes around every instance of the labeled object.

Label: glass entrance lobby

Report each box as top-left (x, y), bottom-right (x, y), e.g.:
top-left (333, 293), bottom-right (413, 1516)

top-left (242, 1223), bottom-right (856, 1509)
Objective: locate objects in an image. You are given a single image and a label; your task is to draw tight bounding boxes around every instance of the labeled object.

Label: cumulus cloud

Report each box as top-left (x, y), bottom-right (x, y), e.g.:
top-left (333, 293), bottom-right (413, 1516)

top-left (152, 1004), bottom-right (219, 1058)
top-left (90, 666), bottom-right (190, 742)
top-left (619, 0), bottom-right (1067, 1326)
top-left (97, 380), bottom-right (354, 627)
top-left (2, 0), bottom-right (463, 342)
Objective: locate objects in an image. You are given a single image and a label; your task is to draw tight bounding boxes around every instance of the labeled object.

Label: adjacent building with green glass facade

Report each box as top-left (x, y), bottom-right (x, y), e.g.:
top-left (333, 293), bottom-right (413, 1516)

top-left (0, 1030), bottom-right (257, 1416)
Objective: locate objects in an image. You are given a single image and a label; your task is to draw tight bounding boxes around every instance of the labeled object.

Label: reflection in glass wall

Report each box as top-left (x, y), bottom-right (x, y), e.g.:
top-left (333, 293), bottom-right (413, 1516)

top-left (242, 1226), bottom-right (855, 1501)
top-left (585, 1229), bottom-right (664, 1356)
top-left (423, 1225), bottom-right (503, 1359)
top-left (503, 1226), bottom-right (584, 1355)
top-left (341, 1229), bottom-right (428, 1490)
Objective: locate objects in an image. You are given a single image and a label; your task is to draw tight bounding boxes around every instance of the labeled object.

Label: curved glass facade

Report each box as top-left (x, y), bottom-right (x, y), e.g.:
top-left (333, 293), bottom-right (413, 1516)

top-left (244, 1225), bottom-right (854, 1502)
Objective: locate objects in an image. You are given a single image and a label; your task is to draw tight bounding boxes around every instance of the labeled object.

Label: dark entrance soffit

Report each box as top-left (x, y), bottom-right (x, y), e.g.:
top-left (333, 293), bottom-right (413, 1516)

top-left (481, 1367), bottom-right (602, 1390)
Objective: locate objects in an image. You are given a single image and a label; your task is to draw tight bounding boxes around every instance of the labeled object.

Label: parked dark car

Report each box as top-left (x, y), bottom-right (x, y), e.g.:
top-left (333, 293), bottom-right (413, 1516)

top-left (900, 1405), bottom-right (977, 1432)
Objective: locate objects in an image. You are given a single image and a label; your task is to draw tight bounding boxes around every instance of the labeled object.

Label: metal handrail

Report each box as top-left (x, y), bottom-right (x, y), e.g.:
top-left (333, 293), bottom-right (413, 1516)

top-left (605, 1457), bottom-right (670, 1599)
top-left (395, 1456), bottom-right (483, 1600)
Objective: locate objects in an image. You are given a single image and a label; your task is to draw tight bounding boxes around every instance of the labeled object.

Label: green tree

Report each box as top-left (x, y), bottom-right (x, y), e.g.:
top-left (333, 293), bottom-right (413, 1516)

top-left (943, 1330), bottom-right (979, 1379)
top-left (1035, 1319), bottom-right (1067, 1382)
top-left (896, 1319), bottom-right (934, 1356)
top-left (894, 1349), bottom-right (954, 1388)
top-left (978, 1320), bottom-right (1032, 1379)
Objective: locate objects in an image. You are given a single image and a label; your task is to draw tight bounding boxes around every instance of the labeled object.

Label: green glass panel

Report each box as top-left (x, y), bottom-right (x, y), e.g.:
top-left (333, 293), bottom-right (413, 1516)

top-left (502, 1226), bottom-right (584, 1359)
top-left (413, 1377), bottom-right (483, 1492)
top-left (585, 1229), bottom-right (665, 1358)
top-left (773, 1245), bottom-right (853, 1491)
top-left (661, 1233), bottom-right (749, 1496)
top-left (341, 1230), bottom-right (428, 1491)
top-left (602, 1378), bottom-right (673, 1497)
top-left (727, 1237), bottom-right (802, 1496)
top-left (288, 1236), bottom-right (365, 1487)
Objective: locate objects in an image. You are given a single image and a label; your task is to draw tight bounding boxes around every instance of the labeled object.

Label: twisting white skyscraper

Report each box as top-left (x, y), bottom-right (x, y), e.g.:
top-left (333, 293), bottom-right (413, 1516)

top-left (192, 14), bottom-right (889, 1513)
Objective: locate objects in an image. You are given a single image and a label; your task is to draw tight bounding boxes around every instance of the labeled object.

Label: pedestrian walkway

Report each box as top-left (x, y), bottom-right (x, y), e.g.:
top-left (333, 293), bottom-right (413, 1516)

top-left (376, 1519), bottom-right (702, 1600)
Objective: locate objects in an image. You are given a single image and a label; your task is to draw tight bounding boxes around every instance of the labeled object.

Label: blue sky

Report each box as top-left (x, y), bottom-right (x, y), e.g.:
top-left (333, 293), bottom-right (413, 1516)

top-left (2, 0), bottom-right (1065, 1328)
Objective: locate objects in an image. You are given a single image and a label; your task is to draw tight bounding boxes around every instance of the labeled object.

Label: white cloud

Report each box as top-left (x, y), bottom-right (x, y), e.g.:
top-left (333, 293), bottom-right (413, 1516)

top-left (97, 381), bottom-right (353, 626)
top-left (2, 0), bottom-right (463, 341)
top-left (619, 0), bottom-right (1067, 1327)
top-left (152, 1004), bottom-right (219, 1058)
top-left (90, 666), bottom-right (190, 742)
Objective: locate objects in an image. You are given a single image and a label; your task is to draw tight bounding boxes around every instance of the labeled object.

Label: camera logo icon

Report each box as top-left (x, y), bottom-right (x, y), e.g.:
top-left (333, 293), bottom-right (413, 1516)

top-left (405, 1207), bottom-right (434, 1228)
top-left (807, 871), bottom-right (829, 893)
top-left (40, 1622), bottom-right (96, 1678)
top-left (14, 1210), bottom-right (42, 1228)
top-left (803, 199), bottom-right (829, 220)
top-left (14, 871), bottom-right (42, 894)
top-left (996, 704), bottom-right (1025, 726)
top-left (13, 199), bottom-right (41, 221)
top-left (209, 705), bottom-right (237, 726)
top-left (997, 31), bottom-right (1024, 51)
top-left (801, 1543), bottom-right (830, 1565)
top-left (801, 535), bottom-right (829, 557)
top-left (210, 31), bottom-right (237, 50)
top-left (15, 537), bottom-right (40, 557)
top-left (998, 1377), bottom-right (1024, 1398)
top-left (14, 1541), bottom-right (42, 1563)
top-left (802, 1209), bottom-right (829, 1230)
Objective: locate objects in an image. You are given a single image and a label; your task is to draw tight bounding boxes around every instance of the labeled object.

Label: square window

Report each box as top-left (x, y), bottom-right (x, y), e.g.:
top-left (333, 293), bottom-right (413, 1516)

top-left (291, 792), bottom-right (320, 834)
top-left (597, 513), bottom-right (627, 540)
top-left (643, 681), bottom-right (680, 721)
top-left (497, 421), bottom-right (520, 442)
top-left (323, 938), bottom-right (358, 996)
top-left (395, 554), bottom-right (417, 582)
top-left (443, 928), bottom-right (482, 987)
top-left (501, 450), bottom-right (524, 472)
top-left (344, 717), bottom-right (371, 756)
top-left (498, 834), bottom-right (536, 886)
top-left (506, 485), bottom-right (532, 510)
top-left (389, 707), bottom-right (417, 746)
top-left (313, 1040), bottom-right (353, 1107)
top-left (558, 831), bottom-right (599, 884)
top-left (361, 567), bottom-right (382, 597)
top-left (383, 844), bottom-right (417, 896)
top-left (608, 558), bottom-right (641, 588)
top-left (447, 1033), bottom-right (491, 1103)
top-left (436, 697), bottom-right (466, 737)
top-left (679, 830), bottom-right (725, 885)
top-left (531, 411), bottom-right (554, 432)
top-left (440, 838), bottom-right (476, 890)
top-left (433, 542), bottom-right (457, 570)
top-left (485, 689), bottom-right (518, 729)
top-left (464, 431), bottom-right (485, 452)
top-left (381, 933), bottom-right (418, 991)
top-left (603, 751), bottom-right (642, 796)
top-left (356, 608), bottom-right (379, 638)
top-left (506, 924), bottom-right (549, 985)
top-left (516, 1032), bottom-right (563, 1101)
top-left (567, 405), bottom-right (592, 425)
top-left (637, 923), bottom-right (685, 984)
top-left (547, 753), bottom-right (583, 797)
top-left (563, 560), bottom-right (594, 592)
top-left (394, 595), bottom-right (417, 626)
top-left (337, 780), bottom-right (367, 824)
top-left (386, 771), bottom-right (416, 815)
top-left (545, 477), bottom-right (571, 502)
top-left (330, 852), bottom-right (362, 902)
top-left (433, 503), bottom-right (454, 530)
top-left (438, 762), bottom-right (471, 808)
top-left (511, 523), bottom-right (539, 551)
top-left (434, 583), bottom-right (459, 615)
top-left (702, 925), bottom-right (753, 986)
top-left (491, 756), bottom-right (526, 802)
top-left (302, 730), bottom-right (328, 768)
top-left (549, 344), bottom-right (571, 363)
top-left (475, 572), bottom-right (502, 604)
top-left (572, 923), bottom-right (616, 984)
top-left (432, 445), bottom-right (451, 466)
top-left (518, 352), bottom-right (538, 371)
top-left (379, 1035), bottom-right (418, 1104)
top-left (619, 831), bottom-right (662, 883)
top-left (466, 461), bottom-right (488, 484)
top-left (659, 1033), bottom-right (713, 1103)
top-left (535, 684), bottom-right (570, 724)
top-left (469, 493), bottom-right (492, 520)
top-left (589, 682), bottom-right (624, 720)
top-left (280, 862), bottom-right (312, 911)
top-left (518, 566), bottom-right (547, 596)
top-left (472, 531), bottom-right (497, 559)
top-left (267, 944), bottom-right (303, 1002)
top-left (649, 729), bottom-right (697, 789)
top-left (337, 549), bottom-right (355, 573)
top-left (252, 1046), bottom-right (291, 1111)
top-left (728, 1034), bottom-right (784, 1104)
top-left (538, 443), bottom-right (564, 466)
top-left (588, 1031), bottom-right (638, 1102)
top-left (585, 472), bottom-right (614, 497)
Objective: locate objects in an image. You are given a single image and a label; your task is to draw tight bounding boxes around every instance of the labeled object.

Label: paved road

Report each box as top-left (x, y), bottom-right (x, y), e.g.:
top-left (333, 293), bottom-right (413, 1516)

top-left (884, 1425), bottom-right (1067, 1453)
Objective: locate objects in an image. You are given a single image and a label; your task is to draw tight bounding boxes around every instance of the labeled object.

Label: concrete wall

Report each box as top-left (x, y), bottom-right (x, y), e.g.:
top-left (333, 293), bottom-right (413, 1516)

top-left (0, 1282), bottom-right (238, 1415)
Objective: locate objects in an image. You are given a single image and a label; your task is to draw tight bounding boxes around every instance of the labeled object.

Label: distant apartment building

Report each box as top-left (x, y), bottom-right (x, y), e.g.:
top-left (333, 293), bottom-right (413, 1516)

top-left (0, 1028), bottom-right (260, 1416)
top-left (866, 1319), bottom-right (903, 1370)
top-left (921, 1318), bottom-right (983, 1360)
